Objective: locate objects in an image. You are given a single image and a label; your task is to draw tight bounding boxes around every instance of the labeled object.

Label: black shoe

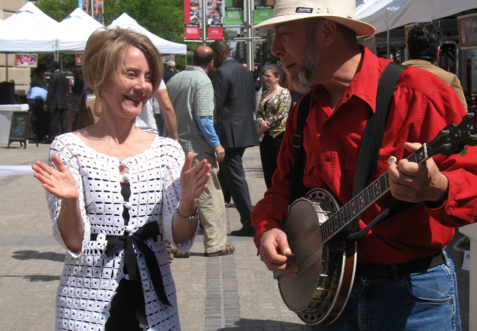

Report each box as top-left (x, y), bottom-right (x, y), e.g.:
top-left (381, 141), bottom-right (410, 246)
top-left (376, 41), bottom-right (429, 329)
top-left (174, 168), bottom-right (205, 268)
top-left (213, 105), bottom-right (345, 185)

top-left (230, 225), bottom-right (255, 237)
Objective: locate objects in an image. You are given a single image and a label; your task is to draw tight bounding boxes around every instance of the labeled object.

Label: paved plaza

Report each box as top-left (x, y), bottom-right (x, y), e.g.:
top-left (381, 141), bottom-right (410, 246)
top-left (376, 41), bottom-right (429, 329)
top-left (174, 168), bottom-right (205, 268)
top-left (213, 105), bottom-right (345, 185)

top-left (0, 140), bottom-right (470, 330)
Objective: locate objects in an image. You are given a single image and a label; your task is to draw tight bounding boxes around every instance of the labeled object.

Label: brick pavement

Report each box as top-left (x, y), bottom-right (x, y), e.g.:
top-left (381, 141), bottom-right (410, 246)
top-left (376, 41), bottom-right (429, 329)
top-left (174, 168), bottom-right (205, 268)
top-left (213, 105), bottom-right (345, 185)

top-left (0, 141), bottom-right (470, 330)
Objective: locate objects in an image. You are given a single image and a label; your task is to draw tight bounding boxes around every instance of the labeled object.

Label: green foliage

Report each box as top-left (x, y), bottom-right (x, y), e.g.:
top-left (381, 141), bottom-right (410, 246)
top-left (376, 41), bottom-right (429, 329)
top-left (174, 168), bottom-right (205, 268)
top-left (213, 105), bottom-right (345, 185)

top-left (36, 0), bottom-right (78, 22)
top-left (255, 41), bottom-right (280, 68)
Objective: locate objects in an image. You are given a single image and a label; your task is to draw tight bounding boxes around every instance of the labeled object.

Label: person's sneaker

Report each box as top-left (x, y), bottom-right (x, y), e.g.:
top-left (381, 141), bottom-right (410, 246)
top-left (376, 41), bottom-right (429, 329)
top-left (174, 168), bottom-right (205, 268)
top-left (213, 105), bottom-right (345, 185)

top-left (204, 245), bottom-right (235, 257)
top-left (229, 225), bottom-right (255, 237)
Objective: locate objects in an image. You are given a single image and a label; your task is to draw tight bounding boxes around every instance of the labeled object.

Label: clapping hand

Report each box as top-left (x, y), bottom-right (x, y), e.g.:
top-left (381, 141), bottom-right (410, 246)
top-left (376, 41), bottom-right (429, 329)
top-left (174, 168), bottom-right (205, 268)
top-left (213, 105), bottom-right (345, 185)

top-left (179, 152), bottom-right (212, 202)
top-left (32, 155), bottom-right (79, 201)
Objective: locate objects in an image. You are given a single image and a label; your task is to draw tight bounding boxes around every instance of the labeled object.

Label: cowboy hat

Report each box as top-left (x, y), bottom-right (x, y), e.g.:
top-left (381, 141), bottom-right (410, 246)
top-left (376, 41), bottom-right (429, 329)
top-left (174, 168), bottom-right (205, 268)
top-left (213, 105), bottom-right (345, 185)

top-left (253, 0), bottom-right (375, 37)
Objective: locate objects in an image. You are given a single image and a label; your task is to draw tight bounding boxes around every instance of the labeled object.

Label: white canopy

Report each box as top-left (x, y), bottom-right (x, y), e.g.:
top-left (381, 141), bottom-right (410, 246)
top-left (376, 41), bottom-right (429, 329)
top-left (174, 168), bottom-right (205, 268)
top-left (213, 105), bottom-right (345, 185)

top-left (108, 13), bottom-right (187, 55)
top-left (57, 8), bottom-right (104, 52)
top-left (0, 2), bottom-right (59, 52)
top-left (356, 0), bottom-right (477, 35)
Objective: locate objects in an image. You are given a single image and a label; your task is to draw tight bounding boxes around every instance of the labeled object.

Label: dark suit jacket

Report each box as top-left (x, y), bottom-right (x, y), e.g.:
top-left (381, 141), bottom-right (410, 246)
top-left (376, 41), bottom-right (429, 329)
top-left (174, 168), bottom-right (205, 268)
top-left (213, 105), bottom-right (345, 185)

top-left (212, 58), bottom-right (259, 149)
top-left (46, 70), bottom-right (68, 109)
top-left (163, 69), bottom-right (176, 84)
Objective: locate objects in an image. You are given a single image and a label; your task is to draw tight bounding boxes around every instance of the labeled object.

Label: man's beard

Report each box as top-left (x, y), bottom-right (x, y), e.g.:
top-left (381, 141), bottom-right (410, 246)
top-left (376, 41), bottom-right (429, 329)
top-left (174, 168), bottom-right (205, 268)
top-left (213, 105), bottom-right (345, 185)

top-left (290, 36), bottom-right (318, 94)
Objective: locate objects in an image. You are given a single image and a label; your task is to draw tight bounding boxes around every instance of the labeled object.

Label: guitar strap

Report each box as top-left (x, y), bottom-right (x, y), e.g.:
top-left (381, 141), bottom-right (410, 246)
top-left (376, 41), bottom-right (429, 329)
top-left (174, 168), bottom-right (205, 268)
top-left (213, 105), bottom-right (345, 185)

top-left (288, 62), bottom-right (414, 241)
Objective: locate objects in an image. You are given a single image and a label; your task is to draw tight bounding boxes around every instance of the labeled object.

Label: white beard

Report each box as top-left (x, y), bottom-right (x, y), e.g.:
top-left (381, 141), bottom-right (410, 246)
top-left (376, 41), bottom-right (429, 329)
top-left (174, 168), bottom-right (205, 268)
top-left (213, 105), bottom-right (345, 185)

top-left (290, 35), bottom-right (319, 94)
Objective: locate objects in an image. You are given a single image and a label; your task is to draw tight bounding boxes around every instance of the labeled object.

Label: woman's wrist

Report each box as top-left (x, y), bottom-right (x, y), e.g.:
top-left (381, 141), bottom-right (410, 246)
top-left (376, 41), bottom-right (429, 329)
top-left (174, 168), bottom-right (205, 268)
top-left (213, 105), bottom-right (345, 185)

top-left (176, 200), bottom-right (199, 220)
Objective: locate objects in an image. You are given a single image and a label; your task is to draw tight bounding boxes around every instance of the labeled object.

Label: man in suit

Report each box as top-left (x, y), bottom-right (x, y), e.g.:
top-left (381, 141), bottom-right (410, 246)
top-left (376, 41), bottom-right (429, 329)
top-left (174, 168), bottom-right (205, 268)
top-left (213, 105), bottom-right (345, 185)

top-left (210, 40), bottom-right (259, 237)
top-left (403, 23), bottom-right (468, 111)
top-left (44, 61), bottom-right (68, 143)
top-left (163, 60), bottom-right (177, 84)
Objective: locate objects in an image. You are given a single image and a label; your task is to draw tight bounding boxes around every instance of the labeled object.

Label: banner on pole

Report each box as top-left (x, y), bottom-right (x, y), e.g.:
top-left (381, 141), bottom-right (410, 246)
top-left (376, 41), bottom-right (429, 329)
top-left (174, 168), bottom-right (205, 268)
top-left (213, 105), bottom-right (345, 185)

top-left (93, 0), bottom-right (104, 25)
top-left (78, 0), bottom-right (83, 9)
top-left (185, 0), bottom-right (202, 39)
top-left (224, 0), bottom-right (244, 25)
top-left (83, 0), bottom-right (90, 14)
top-left (207, 0), bottom-right (223, 39)
top-left (254, 0), bottom-right (274, 25)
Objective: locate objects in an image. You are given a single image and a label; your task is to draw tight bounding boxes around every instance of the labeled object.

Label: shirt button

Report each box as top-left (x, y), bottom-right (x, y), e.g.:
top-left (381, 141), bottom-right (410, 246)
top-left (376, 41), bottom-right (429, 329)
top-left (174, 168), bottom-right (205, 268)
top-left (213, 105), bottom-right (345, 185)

top-left (325, 156), bottom-right (331, 162)
top-left (346, 93), bottom-right (350, 98)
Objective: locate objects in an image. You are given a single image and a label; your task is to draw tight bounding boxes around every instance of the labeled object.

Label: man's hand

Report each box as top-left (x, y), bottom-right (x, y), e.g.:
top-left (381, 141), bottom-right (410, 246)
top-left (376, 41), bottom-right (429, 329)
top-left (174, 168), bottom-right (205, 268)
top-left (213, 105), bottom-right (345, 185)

top-left (388, 142), bottom-right (449, 203)
top-left (214, 144), bottom-right (225, 162)
top-left (259, 228), bottom-right (299, 275)
top-left (43, 104), bottom-right (48, 112)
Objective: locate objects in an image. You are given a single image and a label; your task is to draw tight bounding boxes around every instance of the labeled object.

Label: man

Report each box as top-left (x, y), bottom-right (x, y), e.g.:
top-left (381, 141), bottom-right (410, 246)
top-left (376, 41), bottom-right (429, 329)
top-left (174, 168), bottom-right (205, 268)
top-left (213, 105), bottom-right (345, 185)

top-left (167, 46), bottom-right (234, 257)
top-left (137, 79), bottom-right (179, 140)
top-left (403, 22), bottom-right (468, 111)
top-left (251, 0), bottom-right (477, 330)
top-left (44, 61), bottom-right (68, 143)
top-left (210, 40), bottom-right (259, 237)
top-left (27, 86), bottom-right (48, 143)
top-left (163, 60), bottom-right (177, 84)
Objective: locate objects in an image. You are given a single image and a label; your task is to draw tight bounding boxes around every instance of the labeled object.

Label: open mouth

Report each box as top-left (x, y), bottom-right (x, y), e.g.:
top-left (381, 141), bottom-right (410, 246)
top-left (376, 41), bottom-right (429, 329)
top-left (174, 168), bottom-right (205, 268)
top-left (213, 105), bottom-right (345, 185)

top-left (124, 95), bottom-right (142, 103)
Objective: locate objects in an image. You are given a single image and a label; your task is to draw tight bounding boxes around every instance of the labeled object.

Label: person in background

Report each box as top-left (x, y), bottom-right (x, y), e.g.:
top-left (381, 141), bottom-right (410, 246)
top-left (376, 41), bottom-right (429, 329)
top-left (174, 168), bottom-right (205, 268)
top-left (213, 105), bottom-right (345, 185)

top-left (163, 60), bottom-right (177, 84)
top-left (251, 0), bottom-right (477, 330)
top-left (31, 66), bottom-right (47, 88)
top-left (167, 45), bottom-right (234, 257)
top-left (210, 40), bottom-right (259, 237)
top-left (44, 61), bottom-right (68, 143)
top-left (32, 28), bottom-right (211, 330)
top-left (403, 22), bottom-right (468, 111)
top-left (26, 86), bottom-right (48, 143)
top-left (255, 65), bottom-right (292, 189)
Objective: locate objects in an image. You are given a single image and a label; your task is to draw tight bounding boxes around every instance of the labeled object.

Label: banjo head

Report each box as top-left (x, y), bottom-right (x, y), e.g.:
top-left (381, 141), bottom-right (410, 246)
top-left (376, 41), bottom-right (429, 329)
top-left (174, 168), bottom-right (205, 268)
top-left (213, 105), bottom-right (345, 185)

top-left (279, 198), bottom-right (327, 311)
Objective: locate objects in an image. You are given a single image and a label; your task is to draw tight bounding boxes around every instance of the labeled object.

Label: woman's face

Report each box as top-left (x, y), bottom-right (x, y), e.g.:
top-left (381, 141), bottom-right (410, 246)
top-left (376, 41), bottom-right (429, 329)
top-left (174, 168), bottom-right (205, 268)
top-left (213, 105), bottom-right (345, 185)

top-left (104, 46), bottom-right (153, 120)
top-left (263, 69), bottom-right (279, 87)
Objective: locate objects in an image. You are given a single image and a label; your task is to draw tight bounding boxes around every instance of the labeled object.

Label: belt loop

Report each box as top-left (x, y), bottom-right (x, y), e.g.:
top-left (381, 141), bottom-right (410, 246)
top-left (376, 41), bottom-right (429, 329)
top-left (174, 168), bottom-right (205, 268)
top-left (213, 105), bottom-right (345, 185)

top-left (442, 250), bottom-right (450, 266)
top-left (390, 264), bottom-right (400, 280)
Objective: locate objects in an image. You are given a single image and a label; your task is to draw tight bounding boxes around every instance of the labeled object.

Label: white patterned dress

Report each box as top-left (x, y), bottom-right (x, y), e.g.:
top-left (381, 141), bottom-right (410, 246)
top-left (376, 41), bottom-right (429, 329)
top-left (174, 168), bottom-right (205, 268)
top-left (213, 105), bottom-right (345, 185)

top-left (47, 133), bottom-right (198, 331)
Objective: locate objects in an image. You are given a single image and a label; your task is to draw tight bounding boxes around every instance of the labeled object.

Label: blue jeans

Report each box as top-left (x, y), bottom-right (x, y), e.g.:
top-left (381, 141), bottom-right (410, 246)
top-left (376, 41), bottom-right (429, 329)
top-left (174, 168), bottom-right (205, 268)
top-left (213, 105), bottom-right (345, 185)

top-left (306, 251), bottom-right (461, 331)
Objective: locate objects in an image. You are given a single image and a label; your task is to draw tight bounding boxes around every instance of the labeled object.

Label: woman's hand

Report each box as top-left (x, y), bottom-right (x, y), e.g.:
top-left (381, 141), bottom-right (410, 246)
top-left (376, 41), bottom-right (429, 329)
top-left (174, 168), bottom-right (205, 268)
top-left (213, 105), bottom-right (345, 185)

top-left (32, 155), bottom-right (79, 201)
top-left (258, 120), bottom-right (271, 135)
top-left (179, 152), bottom-right (212, 202)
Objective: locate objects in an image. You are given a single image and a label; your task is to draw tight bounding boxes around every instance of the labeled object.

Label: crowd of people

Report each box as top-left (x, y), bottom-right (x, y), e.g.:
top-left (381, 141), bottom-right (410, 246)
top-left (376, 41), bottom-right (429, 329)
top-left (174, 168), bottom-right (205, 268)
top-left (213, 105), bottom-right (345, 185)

top-left (29, 0), bottom-right (477, 329)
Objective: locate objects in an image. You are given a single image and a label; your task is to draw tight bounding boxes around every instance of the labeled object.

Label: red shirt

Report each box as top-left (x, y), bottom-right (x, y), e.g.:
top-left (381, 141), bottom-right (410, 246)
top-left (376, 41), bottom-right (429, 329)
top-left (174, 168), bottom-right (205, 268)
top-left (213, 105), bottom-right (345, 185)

top-left (251, 47), bottom-right (477, 265)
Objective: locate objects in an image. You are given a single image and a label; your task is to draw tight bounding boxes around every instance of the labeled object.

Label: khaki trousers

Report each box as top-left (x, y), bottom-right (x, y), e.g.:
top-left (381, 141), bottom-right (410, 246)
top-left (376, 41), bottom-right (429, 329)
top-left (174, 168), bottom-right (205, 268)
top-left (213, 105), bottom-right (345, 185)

top-left (193, 152), bottom-right (227, 253)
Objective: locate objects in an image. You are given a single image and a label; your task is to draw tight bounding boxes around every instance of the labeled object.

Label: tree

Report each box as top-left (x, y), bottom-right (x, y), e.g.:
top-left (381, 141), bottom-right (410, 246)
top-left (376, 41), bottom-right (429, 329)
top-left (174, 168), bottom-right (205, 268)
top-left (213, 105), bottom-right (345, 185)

top-left (36, 0), bottom-right (78, 22)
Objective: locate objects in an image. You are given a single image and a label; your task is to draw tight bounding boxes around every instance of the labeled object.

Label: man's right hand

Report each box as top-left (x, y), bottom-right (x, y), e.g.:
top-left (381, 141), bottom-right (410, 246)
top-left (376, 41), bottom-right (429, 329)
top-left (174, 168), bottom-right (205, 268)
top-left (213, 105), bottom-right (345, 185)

top-left (214, 144), bottom-right (225, 162)
top-left (259, 228), bottom-right (299, 275)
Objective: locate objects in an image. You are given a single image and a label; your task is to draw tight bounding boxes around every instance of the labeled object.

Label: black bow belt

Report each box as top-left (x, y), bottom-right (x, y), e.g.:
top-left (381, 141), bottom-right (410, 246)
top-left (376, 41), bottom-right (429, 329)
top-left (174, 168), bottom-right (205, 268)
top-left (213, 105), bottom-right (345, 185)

top-left (91, 222), bottom-right (172, 326)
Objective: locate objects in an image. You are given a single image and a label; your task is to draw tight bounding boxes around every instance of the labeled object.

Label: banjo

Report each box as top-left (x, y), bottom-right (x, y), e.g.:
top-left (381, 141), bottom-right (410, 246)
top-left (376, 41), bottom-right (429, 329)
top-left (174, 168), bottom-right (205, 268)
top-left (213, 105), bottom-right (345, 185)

top-left (278, 112), bottom-right (477, 325)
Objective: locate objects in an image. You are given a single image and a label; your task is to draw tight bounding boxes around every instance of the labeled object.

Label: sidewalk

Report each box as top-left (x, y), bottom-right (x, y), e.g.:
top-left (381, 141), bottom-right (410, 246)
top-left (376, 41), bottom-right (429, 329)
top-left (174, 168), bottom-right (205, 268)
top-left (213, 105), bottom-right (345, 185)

top-left (0, 142), bottom-right (469, 330)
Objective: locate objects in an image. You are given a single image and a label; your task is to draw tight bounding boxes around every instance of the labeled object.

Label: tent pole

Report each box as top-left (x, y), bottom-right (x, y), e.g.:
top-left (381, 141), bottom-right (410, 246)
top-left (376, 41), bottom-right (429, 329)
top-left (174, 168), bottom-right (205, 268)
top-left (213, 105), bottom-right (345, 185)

top-left (6, 53), bottom-right (8, 81)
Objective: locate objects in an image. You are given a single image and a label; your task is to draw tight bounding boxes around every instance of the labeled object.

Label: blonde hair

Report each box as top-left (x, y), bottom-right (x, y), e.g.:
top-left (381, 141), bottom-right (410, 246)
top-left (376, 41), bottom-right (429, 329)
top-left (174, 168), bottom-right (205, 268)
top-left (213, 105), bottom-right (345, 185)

top-left (82, 28), bottom-right (162, 98)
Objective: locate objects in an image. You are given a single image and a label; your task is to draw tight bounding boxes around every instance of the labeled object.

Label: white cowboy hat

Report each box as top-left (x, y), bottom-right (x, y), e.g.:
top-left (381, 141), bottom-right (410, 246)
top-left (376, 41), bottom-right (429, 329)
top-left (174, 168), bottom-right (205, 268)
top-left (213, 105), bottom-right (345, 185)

top-left (253, 0), bottom-right (375, 37)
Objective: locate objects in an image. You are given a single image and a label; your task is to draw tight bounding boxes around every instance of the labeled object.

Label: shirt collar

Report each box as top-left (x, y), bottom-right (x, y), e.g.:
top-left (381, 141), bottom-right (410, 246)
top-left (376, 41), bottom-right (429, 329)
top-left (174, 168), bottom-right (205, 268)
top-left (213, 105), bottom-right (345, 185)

top-left (311, 45), bottom-right (385, 114)
top-left (185, 65), bottom-right (206, 74)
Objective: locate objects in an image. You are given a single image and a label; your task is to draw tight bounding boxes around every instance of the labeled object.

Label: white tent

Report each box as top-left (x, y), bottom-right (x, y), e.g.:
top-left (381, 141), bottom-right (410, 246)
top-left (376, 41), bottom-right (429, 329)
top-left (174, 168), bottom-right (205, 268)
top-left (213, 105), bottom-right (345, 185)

top-left (0, 2), bottom-right (59, 52)
top-left (57, 8), bottom-right (104, 52)
top-left (108, 13), bottom-right (187, 55)
top-left (356, 0), bottom-right (477, 35)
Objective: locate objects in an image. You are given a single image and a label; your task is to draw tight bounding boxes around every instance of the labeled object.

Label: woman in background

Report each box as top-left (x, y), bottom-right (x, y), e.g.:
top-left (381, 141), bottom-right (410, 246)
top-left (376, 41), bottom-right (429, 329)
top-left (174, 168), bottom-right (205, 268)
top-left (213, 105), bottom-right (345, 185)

top-left (32, 28), bottom-right (210, 330)
top-left (255, 65), bottom-right (292, 189)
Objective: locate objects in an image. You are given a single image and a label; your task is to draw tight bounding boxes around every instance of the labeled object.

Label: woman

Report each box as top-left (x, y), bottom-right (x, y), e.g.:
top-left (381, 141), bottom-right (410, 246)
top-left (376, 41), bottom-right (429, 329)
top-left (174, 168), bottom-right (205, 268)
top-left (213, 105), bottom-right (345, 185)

top-left (32, 28), bottom-right (210, 330)
top-left (255, 65), bottom-right (292, 189)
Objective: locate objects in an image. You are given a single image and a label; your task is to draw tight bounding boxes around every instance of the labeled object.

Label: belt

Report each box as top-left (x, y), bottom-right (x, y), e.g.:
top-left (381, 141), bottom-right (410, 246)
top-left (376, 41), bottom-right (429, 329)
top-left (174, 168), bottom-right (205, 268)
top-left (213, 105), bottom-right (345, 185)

top-left (356, 251), bottom-right (446, 279)
top-left (91, 222), bottom-right (171, 327)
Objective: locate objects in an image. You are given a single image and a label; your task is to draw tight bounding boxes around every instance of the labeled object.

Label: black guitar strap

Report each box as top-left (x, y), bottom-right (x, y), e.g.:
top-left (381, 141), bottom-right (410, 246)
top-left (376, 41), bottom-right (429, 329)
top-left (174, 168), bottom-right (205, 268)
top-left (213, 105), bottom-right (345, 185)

top-left (288, 92), bottom-right (312, 205)
top-left (289, 62), bottom-right (413, 241)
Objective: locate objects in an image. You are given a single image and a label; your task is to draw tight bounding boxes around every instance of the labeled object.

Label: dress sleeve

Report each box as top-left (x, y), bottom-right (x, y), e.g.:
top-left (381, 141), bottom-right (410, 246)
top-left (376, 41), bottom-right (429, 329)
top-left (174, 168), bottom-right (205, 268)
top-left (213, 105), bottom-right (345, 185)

top-left (160, 139), bottom-right (199, 251)
top-left (47, 136), bottom-right (90, 257)
top-left (269, 88), bottom-right (292, 127)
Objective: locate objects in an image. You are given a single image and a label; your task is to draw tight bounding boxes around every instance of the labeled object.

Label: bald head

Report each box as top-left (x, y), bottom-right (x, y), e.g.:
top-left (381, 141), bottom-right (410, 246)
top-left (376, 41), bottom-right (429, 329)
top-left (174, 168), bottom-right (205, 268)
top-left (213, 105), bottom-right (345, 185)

top-left (193, 46), bottom-right (215, 72)
top-left (210, 40), bottom-right (230, 68)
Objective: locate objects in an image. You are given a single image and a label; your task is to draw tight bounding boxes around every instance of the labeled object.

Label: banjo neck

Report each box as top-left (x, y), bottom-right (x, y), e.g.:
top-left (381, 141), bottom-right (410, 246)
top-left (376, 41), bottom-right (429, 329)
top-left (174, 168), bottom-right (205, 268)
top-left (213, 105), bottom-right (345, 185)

top-left (321, 145), bottom-right (430, 244)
